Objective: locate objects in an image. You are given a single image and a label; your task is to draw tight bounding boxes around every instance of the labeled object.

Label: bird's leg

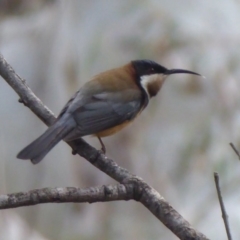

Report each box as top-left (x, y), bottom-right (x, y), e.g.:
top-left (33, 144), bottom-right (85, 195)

top-left (97, 136), bottom-right (106, 154)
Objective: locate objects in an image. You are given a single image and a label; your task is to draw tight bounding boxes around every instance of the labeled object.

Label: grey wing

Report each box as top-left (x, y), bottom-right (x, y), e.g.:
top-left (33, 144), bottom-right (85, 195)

top-left (65, 90), bottom-right (143, 138)
top-left (58, 90), bottom-right (82, 119)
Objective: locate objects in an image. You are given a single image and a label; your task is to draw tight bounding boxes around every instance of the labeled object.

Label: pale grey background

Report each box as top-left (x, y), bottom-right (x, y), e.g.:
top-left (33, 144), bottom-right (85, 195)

top-left (0, 1), bottom-right (240, 239)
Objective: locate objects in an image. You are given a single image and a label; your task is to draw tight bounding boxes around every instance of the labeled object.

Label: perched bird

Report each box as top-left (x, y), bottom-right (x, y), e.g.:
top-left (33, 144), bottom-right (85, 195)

top-left (17, 60), bottom-right (202, 164)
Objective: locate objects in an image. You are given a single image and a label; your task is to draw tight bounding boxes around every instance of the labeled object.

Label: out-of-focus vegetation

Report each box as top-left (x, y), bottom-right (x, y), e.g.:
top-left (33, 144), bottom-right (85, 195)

top-left (0, 1), bottom-right (240, 239)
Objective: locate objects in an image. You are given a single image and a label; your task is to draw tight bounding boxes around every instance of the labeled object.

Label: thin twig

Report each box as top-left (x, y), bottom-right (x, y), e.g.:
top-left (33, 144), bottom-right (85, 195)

top-left (214, 172), bottom-right (232, 240)
top-left (229, 142), bottom-right (240, 160)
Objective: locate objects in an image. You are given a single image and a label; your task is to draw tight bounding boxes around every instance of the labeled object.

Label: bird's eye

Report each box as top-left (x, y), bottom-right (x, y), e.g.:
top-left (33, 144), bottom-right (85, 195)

top-left (147, 67), bottom-right (154, 73)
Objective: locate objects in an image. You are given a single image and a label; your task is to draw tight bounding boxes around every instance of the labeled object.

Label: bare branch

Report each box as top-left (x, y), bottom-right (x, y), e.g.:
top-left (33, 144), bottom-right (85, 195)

top-left (0, 54), bottom-right (55, 126)
top-left (0, 53), bottom-right (209, 240)
top-left (214, 172), bottom-right (232, 240)
top-left (0, 184), bottom-right (133, 209)
top-left (125, 177), bottom-right (209, 240)
top-left (229, 142), bottom-right (240, 160)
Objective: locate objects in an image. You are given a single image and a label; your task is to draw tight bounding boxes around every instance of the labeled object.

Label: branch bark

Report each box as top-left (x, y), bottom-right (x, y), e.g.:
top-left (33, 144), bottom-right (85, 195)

top-left (0, 184), bottom-right (134, 209)
top-left (0, 53), bottom-right (209, 240)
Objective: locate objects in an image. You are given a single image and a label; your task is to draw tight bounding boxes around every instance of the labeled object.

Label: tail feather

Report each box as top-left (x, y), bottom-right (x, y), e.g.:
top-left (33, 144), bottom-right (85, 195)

top-left (17, 116), bottom-right (75, 164)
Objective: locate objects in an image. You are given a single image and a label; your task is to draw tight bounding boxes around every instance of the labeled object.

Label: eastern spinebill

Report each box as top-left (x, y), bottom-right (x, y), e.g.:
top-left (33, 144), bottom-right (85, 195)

top-left (17, 60), bottom-right (202, 164)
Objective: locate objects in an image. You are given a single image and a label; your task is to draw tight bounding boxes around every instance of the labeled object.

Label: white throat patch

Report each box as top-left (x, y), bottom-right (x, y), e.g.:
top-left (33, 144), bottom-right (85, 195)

top-left (140, 74), bottom-right (165, 97)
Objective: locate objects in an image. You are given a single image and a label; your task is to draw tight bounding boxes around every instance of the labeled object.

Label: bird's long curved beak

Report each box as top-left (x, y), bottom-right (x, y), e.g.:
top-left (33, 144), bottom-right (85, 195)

top-left (166, 69), bottom-right (202, 77)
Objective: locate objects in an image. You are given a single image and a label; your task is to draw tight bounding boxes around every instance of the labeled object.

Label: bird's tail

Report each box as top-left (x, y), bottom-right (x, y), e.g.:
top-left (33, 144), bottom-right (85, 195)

top-left (17, 116), bottom-right (75, 164)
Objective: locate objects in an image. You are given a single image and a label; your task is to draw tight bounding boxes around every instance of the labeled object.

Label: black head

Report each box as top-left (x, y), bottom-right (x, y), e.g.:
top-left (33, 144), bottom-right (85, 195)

top-left (132, 60), bottom-right (168, 78)
top-left (131, 59), bottom-right (202, 98)
top-left (132, 59), bottom-right (201, 78)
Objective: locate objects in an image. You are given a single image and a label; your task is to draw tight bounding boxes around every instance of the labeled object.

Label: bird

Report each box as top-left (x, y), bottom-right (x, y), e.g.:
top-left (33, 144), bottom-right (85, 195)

top-left (17, 59), bottom-right (202, 164)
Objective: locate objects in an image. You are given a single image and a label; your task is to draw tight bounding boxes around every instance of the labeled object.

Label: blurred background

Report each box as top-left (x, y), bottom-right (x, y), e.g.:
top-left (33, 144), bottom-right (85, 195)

top-left (0, 0), bottom-right (240, 239)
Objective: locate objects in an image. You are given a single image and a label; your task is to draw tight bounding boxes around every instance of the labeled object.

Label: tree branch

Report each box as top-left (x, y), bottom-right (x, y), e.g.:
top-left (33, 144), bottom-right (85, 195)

top-left (0, 53), bottom-right (209, 240)
top-left (0, 184), bottom-right (134, 209)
